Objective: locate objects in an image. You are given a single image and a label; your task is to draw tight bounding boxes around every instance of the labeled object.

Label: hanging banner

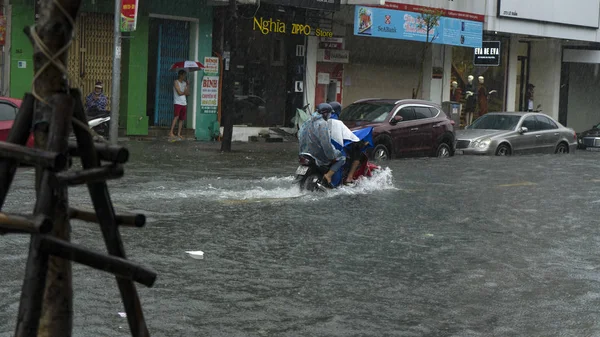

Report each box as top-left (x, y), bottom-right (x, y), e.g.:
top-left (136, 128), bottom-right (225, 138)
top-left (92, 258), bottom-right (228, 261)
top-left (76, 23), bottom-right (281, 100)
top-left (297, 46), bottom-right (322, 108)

top-left (120, 0), bottom-right (139, 32)
top-left (354, 5), bottom-right (483, 49)
top-left (0, 16), bottom-right (6, 46)
top-left (201, 76), bottom-right (219, 114)
top-left (203, 57), bottom-right (219, 75)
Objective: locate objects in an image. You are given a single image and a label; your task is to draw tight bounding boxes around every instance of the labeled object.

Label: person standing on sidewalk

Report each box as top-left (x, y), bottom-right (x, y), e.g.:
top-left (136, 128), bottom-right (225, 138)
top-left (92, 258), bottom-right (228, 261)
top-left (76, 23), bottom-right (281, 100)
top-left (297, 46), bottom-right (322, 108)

top-left (170, 70), bottom-right (190, 139)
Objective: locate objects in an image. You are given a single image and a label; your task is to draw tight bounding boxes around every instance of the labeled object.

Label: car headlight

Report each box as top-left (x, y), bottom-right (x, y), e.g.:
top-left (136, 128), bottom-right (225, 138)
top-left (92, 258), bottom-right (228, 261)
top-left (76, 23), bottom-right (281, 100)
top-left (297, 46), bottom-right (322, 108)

top-left (474, 138), bottom-right (492, 149)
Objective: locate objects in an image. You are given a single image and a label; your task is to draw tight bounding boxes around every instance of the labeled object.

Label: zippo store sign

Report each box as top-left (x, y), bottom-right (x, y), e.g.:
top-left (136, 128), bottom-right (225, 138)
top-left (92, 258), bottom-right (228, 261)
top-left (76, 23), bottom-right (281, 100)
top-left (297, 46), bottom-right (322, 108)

top-left (253, 17), bottom-right (334, 37)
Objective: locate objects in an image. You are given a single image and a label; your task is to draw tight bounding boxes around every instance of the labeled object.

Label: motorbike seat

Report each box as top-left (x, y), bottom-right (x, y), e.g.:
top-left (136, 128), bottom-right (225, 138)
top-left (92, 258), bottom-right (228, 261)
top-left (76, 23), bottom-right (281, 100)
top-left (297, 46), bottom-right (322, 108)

top-left (86, 111), bottom-right (111, 121)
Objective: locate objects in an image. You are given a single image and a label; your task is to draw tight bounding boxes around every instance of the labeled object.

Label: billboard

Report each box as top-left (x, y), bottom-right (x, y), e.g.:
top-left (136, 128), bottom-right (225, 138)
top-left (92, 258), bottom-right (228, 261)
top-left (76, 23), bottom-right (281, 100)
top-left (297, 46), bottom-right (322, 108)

top-left (354, 5), bottom-right (483, 49)
top-left (498, 0), bottom-right (600, 28)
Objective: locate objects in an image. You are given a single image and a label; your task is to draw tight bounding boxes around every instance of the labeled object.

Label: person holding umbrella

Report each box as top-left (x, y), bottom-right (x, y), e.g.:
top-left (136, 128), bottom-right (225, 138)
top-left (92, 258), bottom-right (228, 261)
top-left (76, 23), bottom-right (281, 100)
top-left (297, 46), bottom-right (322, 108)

top-left (168, 61), bottom-right (204, 140)
top-left (170, 69), bottom-right (190, 139)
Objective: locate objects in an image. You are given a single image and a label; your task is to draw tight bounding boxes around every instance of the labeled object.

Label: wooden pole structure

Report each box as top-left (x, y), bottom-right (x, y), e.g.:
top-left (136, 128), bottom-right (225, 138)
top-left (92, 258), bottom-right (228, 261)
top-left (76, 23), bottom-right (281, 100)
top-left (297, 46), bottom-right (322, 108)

top-left (0, 1), bottom-right (157, 336)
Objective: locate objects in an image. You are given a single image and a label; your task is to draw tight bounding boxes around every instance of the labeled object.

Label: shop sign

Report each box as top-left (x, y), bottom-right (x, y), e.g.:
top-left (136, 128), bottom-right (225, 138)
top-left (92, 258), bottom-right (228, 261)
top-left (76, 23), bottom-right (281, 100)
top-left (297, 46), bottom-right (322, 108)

top-left (120, 0), bottom-right (139, 32)
top-left (201, 76), bottom-right (219, 114)
top-left (354, 6), bottom-right (483, 49)
top-left (317, 49), bottom-right (349, 64)
top-left (319, 37), bottom-right (344, 50)
top-left (204, 57), bottom-right (219, 75)
top-left (473, 41), bottom-right (501, 66)
top-left (269, 0), bottom-right (340, 12)
top-left (253, 17), bottom-right (334, 37)
top-left (0, 16), bottom-right (6, 46)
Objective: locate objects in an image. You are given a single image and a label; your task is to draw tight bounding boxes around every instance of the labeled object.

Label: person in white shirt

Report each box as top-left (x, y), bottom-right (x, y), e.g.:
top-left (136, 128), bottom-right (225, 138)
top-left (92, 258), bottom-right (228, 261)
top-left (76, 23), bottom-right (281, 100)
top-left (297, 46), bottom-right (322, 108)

top-left (170, 70), bottom-right (190, 139)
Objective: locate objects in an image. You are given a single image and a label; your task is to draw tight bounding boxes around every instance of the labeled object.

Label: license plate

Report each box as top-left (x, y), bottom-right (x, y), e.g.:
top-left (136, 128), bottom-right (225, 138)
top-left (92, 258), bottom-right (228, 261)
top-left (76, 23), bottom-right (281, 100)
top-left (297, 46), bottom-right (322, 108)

top-left (295, 166), bottom-right (309, 175)
top-left (455, 150), bottom-right (464, 155)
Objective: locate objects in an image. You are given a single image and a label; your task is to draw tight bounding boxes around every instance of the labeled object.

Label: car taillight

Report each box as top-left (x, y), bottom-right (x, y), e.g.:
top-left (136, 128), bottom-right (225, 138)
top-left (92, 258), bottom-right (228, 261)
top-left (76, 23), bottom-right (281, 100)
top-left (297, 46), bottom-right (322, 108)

top-left (299, 156), bottom-right (311, 165)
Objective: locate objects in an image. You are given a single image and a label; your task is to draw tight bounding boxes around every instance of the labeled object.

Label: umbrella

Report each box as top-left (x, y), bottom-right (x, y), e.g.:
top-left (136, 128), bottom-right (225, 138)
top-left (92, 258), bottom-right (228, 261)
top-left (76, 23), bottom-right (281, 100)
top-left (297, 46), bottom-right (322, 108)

top-left (169, 61), bottom-right (204, 72)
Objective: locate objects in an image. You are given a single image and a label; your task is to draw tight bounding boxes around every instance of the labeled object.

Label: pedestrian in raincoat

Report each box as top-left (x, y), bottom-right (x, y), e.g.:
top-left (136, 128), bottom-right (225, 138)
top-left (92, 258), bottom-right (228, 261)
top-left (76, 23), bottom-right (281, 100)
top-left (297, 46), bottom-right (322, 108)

top-left (298, 103), bottom-right (345, 187)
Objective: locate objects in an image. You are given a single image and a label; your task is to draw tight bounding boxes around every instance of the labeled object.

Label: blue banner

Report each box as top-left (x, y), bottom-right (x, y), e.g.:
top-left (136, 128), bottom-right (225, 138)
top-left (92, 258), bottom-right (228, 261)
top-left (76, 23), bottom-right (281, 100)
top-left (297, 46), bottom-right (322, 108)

top-left (354, 6), bottom-right (483, 49)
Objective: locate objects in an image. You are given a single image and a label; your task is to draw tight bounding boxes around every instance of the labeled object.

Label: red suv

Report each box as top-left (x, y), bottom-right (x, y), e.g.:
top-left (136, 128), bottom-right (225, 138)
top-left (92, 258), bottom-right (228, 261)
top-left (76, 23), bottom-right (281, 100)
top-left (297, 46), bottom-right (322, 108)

top-left (339, 99), bottom-right (456, 160)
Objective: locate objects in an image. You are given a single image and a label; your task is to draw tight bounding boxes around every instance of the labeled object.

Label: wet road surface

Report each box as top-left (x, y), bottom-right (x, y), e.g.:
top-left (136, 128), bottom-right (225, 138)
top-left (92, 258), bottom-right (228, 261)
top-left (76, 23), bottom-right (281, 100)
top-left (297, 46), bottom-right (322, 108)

top-left (2, 141), bottom-right (600, 336)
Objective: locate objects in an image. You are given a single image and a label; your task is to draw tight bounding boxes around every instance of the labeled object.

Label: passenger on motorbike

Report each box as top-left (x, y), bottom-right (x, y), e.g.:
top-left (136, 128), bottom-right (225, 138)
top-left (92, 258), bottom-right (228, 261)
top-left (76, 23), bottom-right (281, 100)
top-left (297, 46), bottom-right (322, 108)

top-left (328, 101), bottom-right (369, 184)
top-left (329, 101), bottom-right (341, 120)
top-left (298, 103), bottom-right (345, 187)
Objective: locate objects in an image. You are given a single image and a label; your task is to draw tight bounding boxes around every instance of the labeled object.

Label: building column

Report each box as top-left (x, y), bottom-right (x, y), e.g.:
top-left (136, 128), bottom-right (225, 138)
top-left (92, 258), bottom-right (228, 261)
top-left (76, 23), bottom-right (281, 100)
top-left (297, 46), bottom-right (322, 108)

top-left (121, 14), bottom-right (149, 136)
top-left (505, 35), bottom-right (519, 112)
top-left (422, 44), bottom-right (451, 105)
top-left (529, 39), bottom-right (562, 120)
top-left (305, 35), bottom-right (318, 110)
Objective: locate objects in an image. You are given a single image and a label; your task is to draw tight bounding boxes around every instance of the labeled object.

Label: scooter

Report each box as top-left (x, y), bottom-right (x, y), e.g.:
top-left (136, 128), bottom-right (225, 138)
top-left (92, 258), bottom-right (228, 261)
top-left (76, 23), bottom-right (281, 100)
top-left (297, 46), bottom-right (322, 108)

top-left (294, 151), bottom-right (380, 192)
top-left (86, 108), bottom-right (111, 139)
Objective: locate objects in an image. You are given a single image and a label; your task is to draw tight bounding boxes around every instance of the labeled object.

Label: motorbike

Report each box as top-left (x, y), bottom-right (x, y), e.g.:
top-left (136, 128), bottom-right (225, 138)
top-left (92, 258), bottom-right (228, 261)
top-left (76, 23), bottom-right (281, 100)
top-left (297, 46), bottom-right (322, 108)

top-left (295, 150), bottom-right (380, 191)
top-left (86, 107), bottom-right (111, 139)
top-left (294, 125), bottom-right (380, 192)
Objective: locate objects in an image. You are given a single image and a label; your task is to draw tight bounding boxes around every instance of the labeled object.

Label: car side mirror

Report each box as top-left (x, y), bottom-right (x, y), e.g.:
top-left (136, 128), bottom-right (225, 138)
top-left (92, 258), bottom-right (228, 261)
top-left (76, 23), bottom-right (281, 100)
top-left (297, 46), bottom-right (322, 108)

top-left (390, 115), bottom-right (403, 124)
top-left (518, 126), bottom-right (528, 134)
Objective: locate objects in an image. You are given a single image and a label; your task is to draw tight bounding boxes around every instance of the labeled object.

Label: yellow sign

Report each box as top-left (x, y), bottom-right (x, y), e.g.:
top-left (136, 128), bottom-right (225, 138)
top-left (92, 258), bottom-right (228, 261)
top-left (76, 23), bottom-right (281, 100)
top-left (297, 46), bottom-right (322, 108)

top-left (253, 17), bottom-right (333, 37)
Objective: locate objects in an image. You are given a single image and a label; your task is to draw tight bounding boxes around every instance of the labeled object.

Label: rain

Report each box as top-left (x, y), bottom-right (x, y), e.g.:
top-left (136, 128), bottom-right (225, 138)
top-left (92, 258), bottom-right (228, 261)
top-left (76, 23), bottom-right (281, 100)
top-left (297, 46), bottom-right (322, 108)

top-left (2, 0), bottom-right (600, 336)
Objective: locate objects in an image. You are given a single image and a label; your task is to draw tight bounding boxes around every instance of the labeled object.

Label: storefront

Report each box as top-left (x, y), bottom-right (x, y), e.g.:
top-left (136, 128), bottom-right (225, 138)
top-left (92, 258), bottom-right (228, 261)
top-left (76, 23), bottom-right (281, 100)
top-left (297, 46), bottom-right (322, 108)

top-left (311, 2), bottom-right (485, 110)
top-left (212, 0), bottom-right (340, 129)
top-left (451, 34), bottom-right (509, 126)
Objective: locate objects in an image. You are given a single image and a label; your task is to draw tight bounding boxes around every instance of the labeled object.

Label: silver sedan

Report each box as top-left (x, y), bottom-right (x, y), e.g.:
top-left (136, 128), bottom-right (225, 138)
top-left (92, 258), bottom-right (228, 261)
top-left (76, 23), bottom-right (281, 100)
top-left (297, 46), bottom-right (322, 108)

top-left (454, 112), bottom-right (577, 156)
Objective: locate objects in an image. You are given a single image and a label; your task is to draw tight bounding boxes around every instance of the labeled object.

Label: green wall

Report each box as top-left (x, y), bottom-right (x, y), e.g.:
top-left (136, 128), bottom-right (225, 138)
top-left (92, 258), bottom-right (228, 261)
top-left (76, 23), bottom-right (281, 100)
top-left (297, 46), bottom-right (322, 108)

top-left (9, 2), bottom-right (34, 100)
top-left (121, 0), bottom-right (149, 135)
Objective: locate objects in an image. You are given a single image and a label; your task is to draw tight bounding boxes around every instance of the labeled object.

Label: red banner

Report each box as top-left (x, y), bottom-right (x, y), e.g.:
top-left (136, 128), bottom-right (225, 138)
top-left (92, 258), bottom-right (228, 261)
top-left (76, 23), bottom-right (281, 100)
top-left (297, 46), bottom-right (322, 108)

top-left (120, 0), bottom-right (139, 32)
top-left (0, 16), bottom-right (6, 46)
top-left (378, 2), bottom-right (485, 23)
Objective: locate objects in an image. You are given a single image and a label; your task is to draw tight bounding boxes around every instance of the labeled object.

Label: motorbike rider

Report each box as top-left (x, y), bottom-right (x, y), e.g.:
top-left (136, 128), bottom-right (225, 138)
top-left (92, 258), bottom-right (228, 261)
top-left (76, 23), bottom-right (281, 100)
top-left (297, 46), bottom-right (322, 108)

top-left (329, 101), bottom-right (342, 120)
top-left (85, 81), bottom-right (109, 117)
top-left (328, 101), bottom-right (368, 184)
top-left (298, 103), bottom-right (345, 188)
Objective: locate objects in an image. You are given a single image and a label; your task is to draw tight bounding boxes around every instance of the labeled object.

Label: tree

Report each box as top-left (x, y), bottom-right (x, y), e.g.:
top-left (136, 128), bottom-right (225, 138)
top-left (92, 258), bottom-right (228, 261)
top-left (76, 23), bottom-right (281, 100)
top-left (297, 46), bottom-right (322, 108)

top-left (413, 8), bottom-right (443, 100)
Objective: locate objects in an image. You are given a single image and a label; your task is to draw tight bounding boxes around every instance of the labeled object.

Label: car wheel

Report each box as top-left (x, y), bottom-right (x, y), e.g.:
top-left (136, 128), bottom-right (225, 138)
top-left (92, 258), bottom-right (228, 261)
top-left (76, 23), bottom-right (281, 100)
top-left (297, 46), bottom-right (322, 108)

top-left (495, 144), bottom-right (511, 156)
top-left (435, 142), bottom-right (452, 158)
top-left (372, 144), bottom-right (390, 162)
top-left (555, 142), bottom-right (569, 154)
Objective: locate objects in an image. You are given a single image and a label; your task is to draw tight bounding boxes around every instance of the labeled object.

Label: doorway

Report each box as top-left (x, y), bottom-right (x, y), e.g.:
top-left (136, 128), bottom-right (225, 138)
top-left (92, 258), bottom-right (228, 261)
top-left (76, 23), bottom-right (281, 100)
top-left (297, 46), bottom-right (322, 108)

top-left (515, 41), bottom-right (531, 111)
top-left (146, 17), bottom-right (191, 127)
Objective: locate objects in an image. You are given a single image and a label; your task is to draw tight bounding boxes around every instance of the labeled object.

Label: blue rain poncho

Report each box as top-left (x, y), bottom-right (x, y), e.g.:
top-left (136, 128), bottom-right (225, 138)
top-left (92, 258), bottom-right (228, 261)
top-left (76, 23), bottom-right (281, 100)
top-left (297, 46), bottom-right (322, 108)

top-left (298, 112), bottom-right (343, 166)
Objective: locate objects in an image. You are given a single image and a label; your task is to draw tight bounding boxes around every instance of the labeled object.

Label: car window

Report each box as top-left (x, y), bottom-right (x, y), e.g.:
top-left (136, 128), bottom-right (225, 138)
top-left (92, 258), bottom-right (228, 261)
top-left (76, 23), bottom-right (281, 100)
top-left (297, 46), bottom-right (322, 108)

top-left (339, 102), bottom-right (395, 122)
top-left (535, 115), bottom-right (558, 130)
top-left (397, 107), bottom-right (415, 121)
top-left (428, 107), bottom-right (440, 118)
top-left (522, 116), bottom-right (539, 131)
top-left (0, 102), bottom-right (16, 121)
top-left (414, 106), bottom-right (433, 119)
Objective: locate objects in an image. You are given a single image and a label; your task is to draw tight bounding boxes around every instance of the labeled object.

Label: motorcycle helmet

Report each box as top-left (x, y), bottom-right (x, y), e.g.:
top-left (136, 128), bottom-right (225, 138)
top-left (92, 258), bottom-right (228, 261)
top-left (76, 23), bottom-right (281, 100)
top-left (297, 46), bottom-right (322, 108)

top-left (329, 101), bottom-right (342, 117)
top-left (316, 103), bottom-right (333, 120)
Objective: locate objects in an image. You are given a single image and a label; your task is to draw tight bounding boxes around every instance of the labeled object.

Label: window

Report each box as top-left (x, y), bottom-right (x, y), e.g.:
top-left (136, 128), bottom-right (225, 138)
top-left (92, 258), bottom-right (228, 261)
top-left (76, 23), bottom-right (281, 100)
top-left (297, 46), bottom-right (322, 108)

top-left (0, 103), bottom-right (16, 121)
top-left (414, 106), bottom-right (433, 119)
top-left (397, 107), bottom-right (415, 121)
top-left (428, 107), bottom-right (440, 118)
top-left (535, 115), bottom-right (558, 130)
top-left (339, 102), bottom-right (395, 122)
top-left (521, 116), bottom-right (538, 131)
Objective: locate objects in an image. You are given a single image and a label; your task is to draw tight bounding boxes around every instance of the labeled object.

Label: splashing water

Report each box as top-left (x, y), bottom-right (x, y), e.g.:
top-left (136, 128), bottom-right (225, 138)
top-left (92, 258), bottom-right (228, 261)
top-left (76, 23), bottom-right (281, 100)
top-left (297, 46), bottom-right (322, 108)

top-left (113, 167), bottom-right (396, 204)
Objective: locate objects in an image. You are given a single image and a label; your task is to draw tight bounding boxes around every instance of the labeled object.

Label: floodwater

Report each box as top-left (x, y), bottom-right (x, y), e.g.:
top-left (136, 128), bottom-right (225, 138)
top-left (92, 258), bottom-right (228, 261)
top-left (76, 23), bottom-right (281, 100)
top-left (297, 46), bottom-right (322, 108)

top-left (2, 141), bottom-right (600, 337)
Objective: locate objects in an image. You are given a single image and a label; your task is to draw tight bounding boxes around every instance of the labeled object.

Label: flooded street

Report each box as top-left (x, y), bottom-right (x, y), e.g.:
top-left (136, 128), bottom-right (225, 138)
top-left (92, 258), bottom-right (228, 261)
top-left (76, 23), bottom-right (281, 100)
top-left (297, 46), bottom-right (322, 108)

top-left (2, 141), bottom-right (600, 336)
